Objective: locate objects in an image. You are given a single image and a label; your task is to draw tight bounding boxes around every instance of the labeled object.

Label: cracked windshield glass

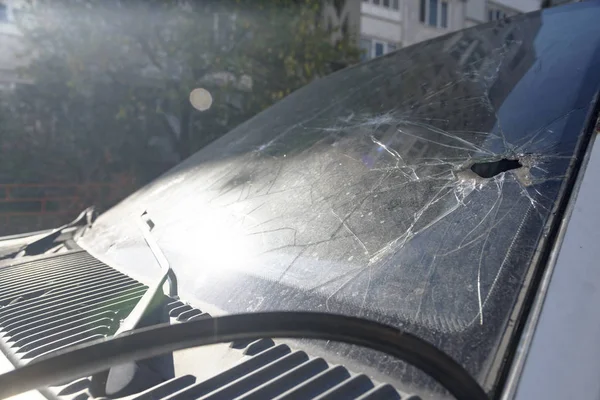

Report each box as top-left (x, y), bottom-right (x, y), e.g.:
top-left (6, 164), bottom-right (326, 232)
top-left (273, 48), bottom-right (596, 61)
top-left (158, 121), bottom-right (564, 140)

top-left (1, 0), bottom-right (599, 398)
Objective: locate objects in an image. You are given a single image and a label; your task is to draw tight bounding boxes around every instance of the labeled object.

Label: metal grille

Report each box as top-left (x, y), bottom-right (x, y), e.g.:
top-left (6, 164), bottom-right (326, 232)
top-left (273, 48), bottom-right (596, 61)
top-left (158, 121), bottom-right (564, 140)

top-left (162, 340), bottom-right (417, 400)
top-left (55, 340), bottom-right (418, 400)
top-left (0, 250), bottom-right (147, 364)
top-left (0, 250), bottom-right (416, 399)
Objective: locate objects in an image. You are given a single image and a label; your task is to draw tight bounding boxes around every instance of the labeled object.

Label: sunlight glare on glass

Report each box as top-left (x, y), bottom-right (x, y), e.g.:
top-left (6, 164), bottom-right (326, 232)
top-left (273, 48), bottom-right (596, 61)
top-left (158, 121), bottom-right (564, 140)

top-left (189, 88), bottom-right (213, 111)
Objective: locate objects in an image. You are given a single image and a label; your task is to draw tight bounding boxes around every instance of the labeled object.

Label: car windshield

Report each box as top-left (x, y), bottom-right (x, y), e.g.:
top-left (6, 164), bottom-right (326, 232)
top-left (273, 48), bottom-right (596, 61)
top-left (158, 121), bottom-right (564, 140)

top-left (79, 3), bottom-right (600, 395)
top-left (1, 0), bottom-right (599, 397)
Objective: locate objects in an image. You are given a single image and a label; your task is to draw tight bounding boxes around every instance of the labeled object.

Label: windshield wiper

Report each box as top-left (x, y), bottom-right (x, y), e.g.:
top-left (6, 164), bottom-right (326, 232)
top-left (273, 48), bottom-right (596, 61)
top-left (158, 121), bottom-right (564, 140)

top-left (111, 211), bottom-right (178, 335)
top-left (93, 210), bottom-right (178, 396)
top-left (0, 206), bottom-right (96, 260)
top-left (0, 312), bottom-right (488, 400)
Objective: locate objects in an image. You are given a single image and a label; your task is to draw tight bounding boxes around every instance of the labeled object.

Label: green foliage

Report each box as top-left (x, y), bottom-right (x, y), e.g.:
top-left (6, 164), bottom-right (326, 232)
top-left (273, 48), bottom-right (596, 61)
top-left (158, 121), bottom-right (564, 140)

top-left (0, 0), bottom-right (359, 184)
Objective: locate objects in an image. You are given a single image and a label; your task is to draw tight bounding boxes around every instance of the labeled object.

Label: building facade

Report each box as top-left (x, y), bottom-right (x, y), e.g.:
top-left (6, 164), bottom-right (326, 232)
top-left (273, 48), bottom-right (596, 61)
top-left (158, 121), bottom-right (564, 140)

top-left (1, 0), bottom-right (544, 83)
top-left (359, 0), bottom-right (540, 59)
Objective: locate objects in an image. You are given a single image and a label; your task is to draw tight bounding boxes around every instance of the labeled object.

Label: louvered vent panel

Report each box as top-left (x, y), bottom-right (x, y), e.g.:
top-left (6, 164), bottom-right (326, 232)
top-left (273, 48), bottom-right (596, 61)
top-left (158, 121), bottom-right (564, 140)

top-left (0, 251), bottom-right (419, 399)
top-left (0, 251), bottom-right (147, 364)
top-left (163, 341), bottom-right (420, 400)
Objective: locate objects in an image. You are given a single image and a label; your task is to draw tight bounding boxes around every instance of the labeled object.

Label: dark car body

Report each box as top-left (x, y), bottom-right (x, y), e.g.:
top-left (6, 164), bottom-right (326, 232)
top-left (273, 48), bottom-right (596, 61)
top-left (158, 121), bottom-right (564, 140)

top-left (76, 2), bottom-right (600, 396)
top-left (2, 2), bottom-right (600, 399)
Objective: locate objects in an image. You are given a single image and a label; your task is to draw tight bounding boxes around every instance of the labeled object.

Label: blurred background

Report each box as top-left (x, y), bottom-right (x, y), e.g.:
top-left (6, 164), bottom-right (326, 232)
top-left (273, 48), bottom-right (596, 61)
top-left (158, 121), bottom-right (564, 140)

top-left (0, 0), bottom-right (568, 235)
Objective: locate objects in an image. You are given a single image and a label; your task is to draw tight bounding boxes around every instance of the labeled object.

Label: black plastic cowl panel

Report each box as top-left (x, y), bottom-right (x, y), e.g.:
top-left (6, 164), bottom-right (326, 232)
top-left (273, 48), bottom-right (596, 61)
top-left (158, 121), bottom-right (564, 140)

top-left (0, 250), bottom-right (418, 399)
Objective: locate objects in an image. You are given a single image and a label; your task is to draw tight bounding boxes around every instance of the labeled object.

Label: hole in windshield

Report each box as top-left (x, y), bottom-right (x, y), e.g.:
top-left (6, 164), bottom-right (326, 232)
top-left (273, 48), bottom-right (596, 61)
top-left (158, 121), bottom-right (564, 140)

top-left (470, 158), bottom-right (523, 178)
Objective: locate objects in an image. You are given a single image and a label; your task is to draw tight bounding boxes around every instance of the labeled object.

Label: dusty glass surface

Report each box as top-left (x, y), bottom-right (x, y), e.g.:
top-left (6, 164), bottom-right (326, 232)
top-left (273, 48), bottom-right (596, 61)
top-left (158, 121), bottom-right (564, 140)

top-left (81, 3), bottom-right (600, 394)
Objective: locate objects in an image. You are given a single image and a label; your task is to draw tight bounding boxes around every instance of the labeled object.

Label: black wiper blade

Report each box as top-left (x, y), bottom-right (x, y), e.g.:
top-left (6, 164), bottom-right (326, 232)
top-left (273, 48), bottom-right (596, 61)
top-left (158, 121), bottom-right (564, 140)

top-left (1, 206), bottom-right (96, 260)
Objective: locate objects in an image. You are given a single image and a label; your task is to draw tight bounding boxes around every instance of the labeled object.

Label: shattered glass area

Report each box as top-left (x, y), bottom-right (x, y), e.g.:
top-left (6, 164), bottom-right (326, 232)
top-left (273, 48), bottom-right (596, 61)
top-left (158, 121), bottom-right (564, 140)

top-left (81, 5), bottom-right (600, 395)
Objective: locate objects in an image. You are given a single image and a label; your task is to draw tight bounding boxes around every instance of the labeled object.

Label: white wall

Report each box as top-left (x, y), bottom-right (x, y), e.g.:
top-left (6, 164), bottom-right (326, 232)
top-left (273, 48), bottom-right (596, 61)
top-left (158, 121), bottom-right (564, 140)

top-left (463, 0), bottom-right (541, 25)
top-left (361, 14), bottom-right (402, 42)
top-left (402, 0), bottom-right (467, 47)
top-left (361, 2), bottom-right (401, 21)
top-left (466, 0), bottom-right (487, 22)
top-left (360, 1), bottom-right (402, 43)
top-left (492, 0), bottom-right (540, 12)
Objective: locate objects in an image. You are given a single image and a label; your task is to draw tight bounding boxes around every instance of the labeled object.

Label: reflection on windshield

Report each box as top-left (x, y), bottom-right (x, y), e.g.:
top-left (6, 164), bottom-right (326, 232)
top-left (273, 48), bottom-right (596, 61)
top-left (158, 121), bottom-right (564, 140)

top-left (79, 3), bottom-right (600, 397)
top-left (0, 0), bottom-right (360, 237)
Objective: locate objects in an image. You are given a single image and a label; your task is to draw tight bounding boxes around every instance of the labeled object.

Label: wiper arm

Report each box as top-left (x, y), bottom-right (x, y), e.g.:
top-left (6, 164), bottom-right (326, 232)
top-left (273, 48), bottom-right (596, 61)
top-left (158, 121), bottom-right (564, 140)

top-left (95, 210), bottom-right (178, 396)
top-left (136, 211), bottom-right (178, 299)
top-left (113, 211), bottom-right (178, 334)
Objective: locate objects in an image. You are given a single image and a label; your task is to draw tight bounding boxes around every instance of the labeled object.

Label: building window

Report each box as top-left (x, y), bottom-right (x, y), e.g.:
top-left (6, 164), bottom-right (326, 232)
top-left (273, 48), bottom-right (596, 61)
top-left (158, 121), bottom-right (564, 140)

top-left (488, 7), bottom-right (509, 21)
top-left (420, 0), bottom-right (449, 28)
top-left (428, 0), bottom-right (437, 26)
top-left (0, 4), bottom-right (8, 22)
top-left (364, 0), bottom-right (400, 10)
top-left (441, 1), bottom-right (448, 28)
top-left (360, 37), bottom-right (399, 60)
